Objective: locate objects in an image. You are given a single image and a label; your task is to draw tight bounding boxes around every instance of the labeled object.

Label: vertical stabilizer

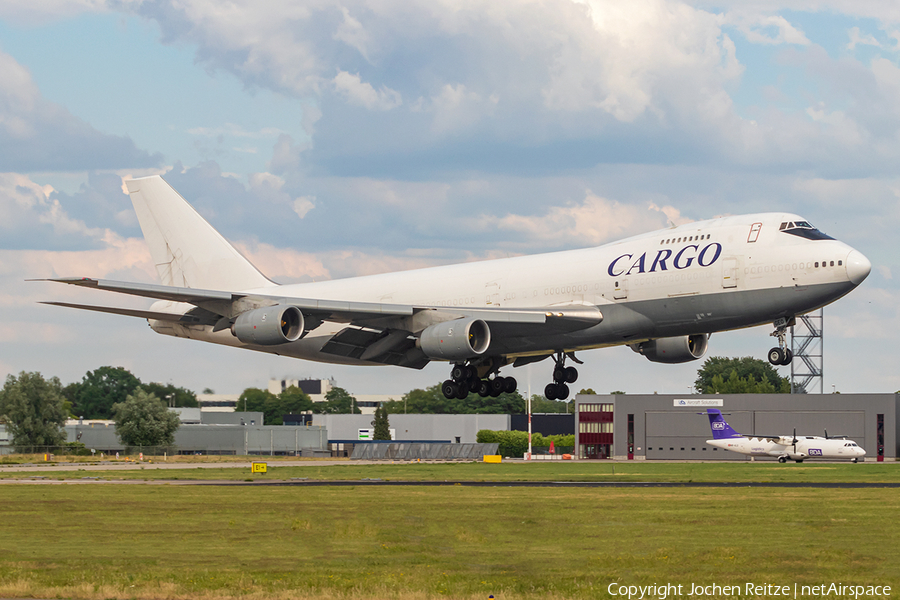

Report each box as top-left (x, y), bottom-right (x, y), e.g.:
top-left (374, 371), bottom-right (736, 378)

top-left (126, 176), bottom-right (274, 291)
top-left (705, 409), bottom-right (743, 440)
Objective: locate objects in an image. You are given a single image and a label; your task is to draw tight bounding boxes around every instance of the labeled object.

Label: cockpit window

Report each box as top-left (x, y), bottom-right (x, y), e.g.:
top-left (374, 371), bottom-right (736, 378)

top-left (779, 220), bottom-right (834, 241)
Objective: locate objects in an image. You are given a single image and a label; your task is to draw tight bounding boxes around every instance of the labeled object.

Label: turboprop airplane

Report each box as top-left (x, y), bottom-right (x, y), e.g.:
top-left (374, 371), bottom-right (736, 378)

top-left (704, 409), bottom-right (866, 462)
top-left (40, 176), bottom-right (870, 401)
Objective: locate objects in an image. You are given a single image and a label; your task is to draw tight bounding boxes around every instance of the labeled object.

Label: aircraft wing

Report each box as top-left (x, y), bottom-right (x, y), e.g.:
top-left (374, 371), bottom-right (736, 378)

top-left (41, 277), bottom-right (602, 345)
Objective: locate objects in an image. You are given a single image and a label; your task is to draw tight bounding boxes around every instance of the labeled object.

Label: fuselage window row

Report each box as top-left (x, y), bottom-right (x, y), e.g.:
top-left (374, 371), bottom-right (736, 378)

top-left (660, 233), bottom-right (711, 245)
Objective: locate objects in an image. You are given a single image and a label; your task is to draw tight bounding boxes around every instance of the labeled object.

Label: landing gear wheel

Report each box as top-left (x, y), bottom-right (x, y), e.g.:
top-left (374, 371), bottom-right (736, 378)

top-left (780, 349), bottom-right (793, 366)
top-left (553, 365), bottom-right (566, 383)
top-left (477, 380), bottom-right (491, 398)
top-left (490, 378), bottom-right (505, 397)
top-left (503, 377), bottom-right (518, 394)
top-left (778, 456), bottom-right (787, 463)
top-left (450, 364), bottom-right (468, 381)
top-left (768, 347), bottom-right (785, 365)
top-left (455, 384), bottom-right (469, 400)
top-left (795, 459), bottom-right (804, 463)
top-left (441, 380), bottom-right (458, 399)
top-left (556, 383), bottom-right (570, 400)
top-left (564, 366), bottom-right (578, 384)
top-left (545, 383), bottom-right (558, 401)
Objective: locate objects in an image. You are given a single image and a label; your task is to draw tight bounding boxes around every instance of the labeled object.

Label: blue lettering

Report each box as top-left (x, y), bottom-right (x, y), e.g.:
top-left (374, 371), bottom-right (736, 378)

top-left (608, 254), bottom-right (632, 277)
top-left (626, 253), bottom-right (647, 275)
top-left (608, 243), bottom-right (722, 277)
top-left (674, 245), bottom-right (699, 269)
top-left (698, 243), bottom-right (722, 267)
top-left (649, 249), bottom-right (671, 272)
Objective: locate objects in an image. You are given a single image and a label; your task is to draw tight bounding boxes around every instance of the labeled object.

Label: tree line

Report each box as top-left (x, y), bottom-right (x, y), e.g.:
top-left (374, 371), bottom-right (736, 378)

top-left (0, 356), bottom-right (794, 451)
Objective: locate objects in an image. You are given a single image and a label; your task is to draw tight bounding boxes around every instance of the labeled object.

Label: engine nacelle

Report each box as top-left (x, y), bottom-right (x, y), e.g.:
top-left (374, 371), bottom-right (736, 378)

top-left (419, 317), bottom-right (491, 360)
top-left (631, 334), bottom-right (709, 364)
top-left (232, 305), bottom-right (304, 345)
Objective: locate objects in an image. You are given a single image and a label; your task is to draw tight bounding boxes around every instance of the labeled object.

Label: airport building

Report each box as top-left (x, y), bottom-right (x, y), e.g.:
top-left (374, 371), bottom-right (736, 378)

top-left (575, 393), bottom-right (898, 461)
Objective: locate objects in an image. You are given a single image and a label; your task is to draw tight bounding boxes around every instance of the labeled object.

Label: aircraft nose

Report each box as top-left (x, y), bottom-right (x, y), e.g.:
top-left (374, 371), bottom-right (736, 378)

top-left (845, 250), bottom-right (871, 285)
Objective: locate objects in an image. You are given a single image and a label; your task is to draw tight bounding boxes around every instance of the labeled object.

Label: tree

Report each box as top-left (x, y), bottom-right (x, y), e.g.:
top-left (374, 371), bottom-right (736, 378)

top-left (578, 388), bottom-right (598, 395)
top-left (695, 357), bottom-right (790, 394)
top-left (279, 386), bottom-right (315, 417)
top-left (71, 366), bottom-right (142, 419)
top-left (372, 405), bottom-right (391, 440)
top-left (529, 394), bottom-right (572, 413)
top-left (112, 388), bottom-right (180, 448)
top-left (0, 372), bottom-right (68, 451)
top-left (383, 384), bottom-right (526, 414)
top-left (315, 385), bottom-right (360, 414)
top-left (142, 382), bottom-right (198, 408)
top-left (236, 387), bottom-right (280, 424)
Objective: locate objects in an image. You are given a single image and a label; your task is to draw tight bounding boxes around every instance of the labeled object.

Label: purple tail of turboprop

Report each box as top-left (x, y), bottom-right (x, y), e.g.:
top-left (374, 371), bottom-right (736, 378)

top-left (705, 409), bottom-right (743, 440)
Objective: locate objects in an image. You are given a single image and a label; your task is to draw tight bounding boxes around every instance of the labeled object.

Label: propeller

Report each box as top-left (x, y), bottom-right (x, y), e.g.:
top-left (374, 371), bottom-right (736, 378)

top-left (792, 428), bottom-right (798, 455)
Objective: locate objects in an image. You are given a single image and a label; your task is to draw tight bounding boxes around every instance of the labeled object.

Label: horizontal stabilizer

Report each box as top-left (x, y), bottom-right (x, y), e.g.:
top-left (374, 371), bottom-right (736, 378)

top-left (40, 301), bottom-right (219, 325)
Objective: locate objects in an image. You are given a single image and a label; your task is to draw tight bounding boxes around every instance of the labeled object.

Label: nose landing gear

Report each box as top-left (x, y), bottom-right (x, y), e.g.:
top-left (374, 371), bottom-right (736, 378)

top-left (768, 317), bottom-right (794, 366)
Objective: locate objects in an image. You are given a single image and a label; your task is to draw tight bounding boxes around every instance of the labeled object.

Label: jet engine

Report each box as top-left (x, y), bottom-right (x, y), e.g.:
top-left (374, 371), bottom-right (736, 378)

top-left (232, 305), bottom-right (304, 345)
top-left (419, 317), bottom-right (491, 360)
top-left (630, 334), bottom-right (709, 364)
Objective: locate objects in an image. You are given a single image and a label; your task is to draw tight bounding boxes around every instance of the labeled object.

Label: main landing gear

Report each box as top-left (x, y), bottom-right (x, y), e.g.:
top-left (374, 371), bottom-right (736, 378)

top-left (767, 317), bottom-right (794, 366)
top-left (544, 351), bottom-right (579, 400)
top-left (441, 363), bottom-right (517, 400)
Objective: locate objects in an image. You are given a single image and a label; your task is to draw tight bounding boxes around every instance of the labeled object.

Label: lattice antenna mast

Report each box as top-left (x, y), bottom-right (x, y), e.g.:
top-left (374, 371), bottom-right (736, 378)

top-left (790, 309), bottom-right (823, 394)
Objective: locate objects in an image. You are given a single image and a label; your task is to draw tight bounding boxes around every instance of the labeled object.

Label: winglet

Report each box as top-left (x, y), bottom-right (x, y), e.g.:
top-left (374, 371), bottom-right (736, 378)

top-left (705, 408), bottom-right (743, 440)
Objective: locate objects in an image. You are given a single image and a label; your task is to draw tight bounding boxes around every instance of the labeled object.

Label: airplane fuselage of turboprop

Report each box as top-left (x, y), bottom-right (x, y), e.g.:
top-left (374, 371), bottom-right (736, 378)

top-left (707, 435), bottom-right (867, 462)
top-left (147, 211), bottom-right (869, 367)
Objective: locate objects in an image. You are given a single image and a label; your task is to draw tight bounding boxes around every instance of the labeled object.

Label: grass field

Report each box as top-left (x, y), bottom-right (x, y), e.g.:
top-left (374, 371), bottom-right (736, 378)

top-left (2, 459), bottom-right (899, 484)
top-left (1, 463), bottom-right (898, 600)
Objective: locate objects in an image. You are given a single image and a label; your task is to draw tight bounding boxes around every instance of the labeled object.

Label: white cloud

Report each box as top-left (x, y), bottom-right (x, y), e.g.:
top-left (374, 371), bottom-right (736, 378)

top-left (847, 26), bottom-right (882, 50)
top-left (725, 12), bottom-right (811, 45)
top-left (332, 70), bottom-right (402, 110)
top-left (292, 196), bottom-right (316, 218)
top-left (333, 5), bottom-right (371, 61)
top-left (489, 191), bottom-right (683, 245)
top-left (233, 241), bottom-right (329, 282)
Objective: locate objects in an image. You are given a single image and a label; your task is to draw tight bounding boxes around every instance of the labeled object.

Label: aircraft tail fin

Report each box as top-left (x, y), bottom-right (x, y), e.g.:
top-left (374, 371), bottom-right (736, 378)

top-left (125, 176), bottom-right (274, 291)
top-left (705, 409), bottom-right (743, 439)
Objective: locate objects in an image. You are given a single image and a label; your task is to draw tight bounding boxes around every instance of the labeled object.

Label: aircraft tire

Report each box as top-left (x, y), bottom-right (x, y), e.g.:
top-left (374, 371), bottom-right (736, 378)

top-left (477, 380), bottom-right (491, 397)
top-left (780, 349), bottom-right (793, 366)
top-left (564, 366), bottom-right (578, 384)
top-left (553, 365), bottom-right (566, 383)
top-left (468, 377), bottom-right (481, 392)
top-left (504, 377), bottom-right (517, 393)
top-left (768, 347), bottom-right (785, 365)
top-left (441, 380), bottom-right (458, 399)
top-left (778, 456), bottom-right (787, 463)
top-left (545, 383), bottom-right (558, 400)
top-left (557, 383), bottom-right (570, 400)
top-left (451, 364), bottom-right (468, 381)
top-left (490, 378), bottom-right (505, 397)
top-left (455, 385), bottom-right (469, 400)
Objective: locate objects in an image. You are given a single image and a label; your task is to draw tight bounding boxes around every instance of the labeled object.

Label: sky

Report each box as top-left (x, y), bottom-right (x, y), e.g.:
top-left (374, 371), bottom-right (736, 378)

top-left (1, 0), bottom-right (899, 398)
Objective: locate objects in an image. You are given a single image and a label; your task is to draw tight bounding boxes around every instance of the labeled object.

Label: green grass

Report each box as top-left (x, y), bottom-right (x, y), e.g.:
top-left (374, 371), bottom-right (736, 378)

top-left (0, 484), bottom-right (897, 599)
top-left (2, 460), bottom-right (899, 484)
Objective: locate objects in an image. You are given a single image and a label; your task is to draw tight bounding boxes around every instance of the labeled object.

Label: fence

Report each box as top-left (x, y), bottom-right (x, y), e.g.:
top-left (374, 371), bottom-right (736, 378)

top-left (351, 442), bottom-right (499, 460)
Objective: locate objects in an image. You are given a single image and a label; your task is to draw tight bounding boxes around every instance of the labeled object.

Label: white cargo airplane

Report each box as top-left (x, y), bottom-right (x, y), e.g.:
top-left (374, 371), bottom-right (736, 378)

top-left (41, 176), bottom-right (870, 400)
top-left (704, 409), bottom-right (866, 462)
